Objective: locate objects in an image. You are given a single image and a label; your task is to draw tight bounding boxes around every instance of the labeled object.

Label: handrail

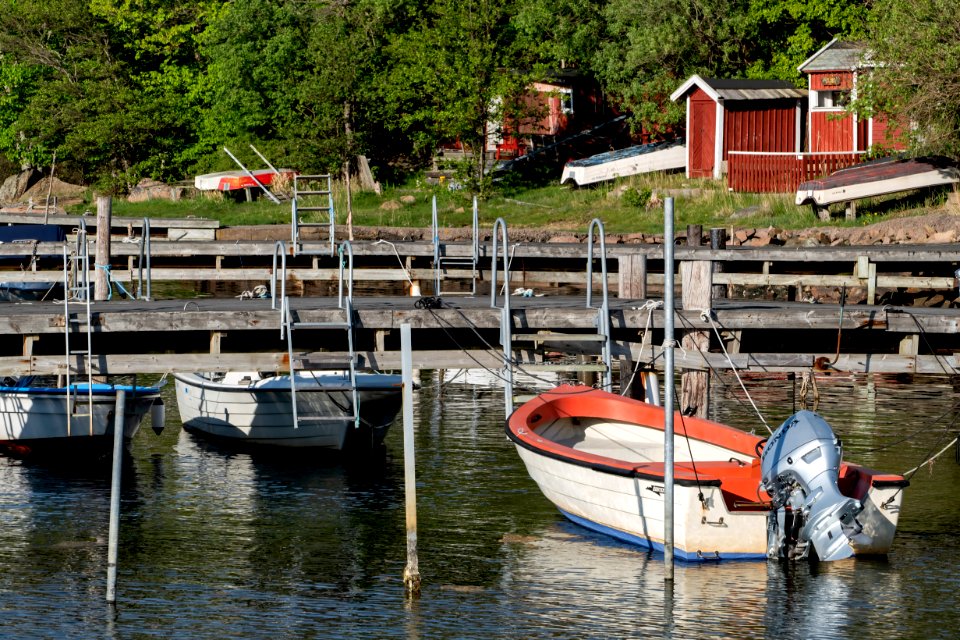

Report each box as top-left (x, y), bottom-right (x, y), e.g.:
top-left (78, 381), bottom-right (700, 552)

top-left (338, 240), bottom-right (354, 309)
top-left (271, 241), bottom-right (287, 339)
top-left (490, 217), bottom-right (510, 311)
top-left (270, 241), bottom-right (287, 311)
top-left (586, 218), bottom-right (613, 390)
top-left (490, 217), bottom-right (514, 416)
top-left (431, 195), bottom-right (440, 295)
top-left (433, 194), bottom-right (480, 295)
top-left (136, 217), bottom-right (152, 300)
top-left (471, 196), bottom-right (479, 263)
top-left (586, 218), bottom-right (608, 311)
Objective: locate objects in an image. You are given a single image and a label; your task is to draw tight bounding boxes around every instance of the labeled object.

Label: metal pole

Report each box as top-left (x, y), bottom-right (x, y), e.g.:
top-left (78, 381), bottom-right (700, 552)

top-left (663, 198), bottom-right (675, 579)
top-left (400, 324), bottom-right (421, 596)
top-left (223, 146), bottom-right (281, 204)
top-left (106, 389), bottom-right (126, 603)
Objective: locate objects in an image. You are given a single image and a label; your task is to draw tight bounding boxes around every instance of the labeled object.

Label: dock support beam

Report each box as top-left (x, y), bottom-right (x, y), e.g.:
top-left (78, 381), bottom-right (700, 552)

top-left (106, 389), bottom-right (126, 604)
top-left (400, 324), bottom-right (421, 596)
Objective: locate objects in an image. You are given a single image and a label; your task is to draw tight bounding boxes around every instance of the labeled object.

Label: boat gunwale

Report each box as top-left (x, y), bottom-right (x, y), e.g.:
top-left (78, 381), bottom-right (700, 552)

top-left (173, 372), bottom-right (402, 393)
top-left (507, 385), bottom-right (908, 489)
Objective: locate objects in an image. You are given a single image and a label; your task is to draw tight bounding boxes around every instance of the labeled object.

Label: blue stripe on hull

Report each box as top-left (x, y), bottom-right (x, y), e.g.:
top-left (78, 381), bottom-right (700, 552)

top-left (558, 509), bottom-right (767, 562)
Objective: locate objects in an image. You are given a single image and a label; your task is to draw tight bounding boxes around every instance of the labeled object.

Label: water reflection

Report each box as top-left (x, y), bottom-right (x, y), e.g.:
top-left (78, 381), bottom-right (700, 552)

top-left (0, 373), bottom-right (956, 638)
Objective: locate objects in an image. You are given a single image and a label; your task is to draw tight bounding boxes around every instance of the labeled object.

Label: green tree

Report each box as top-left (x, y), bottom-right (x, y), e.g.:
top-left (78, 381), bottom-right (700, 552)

top-left (866, 0), bottom-right (960, 157)
top-left (744, 0), bottom-right (870, 81)
top-left (383, 0), bottom-right (534, 194)
top-left (0, 0), bottom-right (212, 190)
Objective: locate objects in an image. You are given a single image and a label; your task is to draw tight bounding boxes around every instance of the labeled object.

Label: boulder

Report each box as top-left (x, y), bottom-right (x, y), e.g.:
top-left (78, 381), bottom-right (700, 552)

top-left (0, 169), bottom-right (40, 203)
top-left (128, 178), bottom-right (186, 203)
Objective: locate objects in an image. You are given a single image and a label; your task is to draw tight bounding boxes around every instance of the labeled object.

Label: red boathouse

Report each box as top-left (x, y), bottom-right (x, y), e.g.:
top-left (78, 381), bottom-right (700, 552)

top-left (670, 75), bottom-right (806, 180)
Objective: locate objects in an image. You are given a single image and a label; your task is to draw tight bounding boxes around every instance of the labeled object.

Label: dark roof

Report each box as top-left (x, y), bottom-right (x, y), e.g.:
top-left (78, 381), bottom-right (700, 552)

top-left (671, 75), bottom-right (806, 102)
top-left (798, 39), bottom-right (869, 73)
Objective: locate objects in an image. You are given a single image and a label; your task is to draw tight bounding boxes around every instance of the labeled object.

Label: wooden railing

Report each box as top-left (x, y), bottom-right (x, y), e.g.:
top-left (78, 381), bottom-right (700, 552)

top-left (728, 151), bottom-right (866, 193)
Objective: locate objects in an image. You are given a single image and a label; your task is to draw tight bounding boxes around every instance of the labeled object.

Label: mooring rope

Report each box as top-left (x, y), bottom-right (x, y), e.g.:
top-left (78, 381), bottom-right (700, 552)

top-left (903, 435), bottom-right (960, 477)
top-left (373, 239), bottom-right (417, 289)
top-left (94, 263), bottom-right (134, 300)
top-left (701, 310), bottom-right (773, 434)
top-left (620, 300), bottom-right (663, 396)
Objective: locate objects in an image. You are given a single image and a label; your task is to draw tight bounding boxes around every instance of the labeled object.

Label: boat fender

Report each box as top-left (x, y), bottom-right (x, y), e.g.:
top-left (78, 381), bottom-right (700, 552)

top-left (150, 398), bottom-right (165, 435)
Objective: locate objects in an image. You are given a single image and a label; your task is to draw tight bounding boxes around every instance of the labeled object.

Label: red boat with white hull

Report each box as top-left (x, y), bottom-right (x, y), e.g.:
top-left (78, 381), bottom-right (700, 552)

top-left (194, 168), bottom-right (297, 192)
top-left (506, 385), bottom-right (907, 561)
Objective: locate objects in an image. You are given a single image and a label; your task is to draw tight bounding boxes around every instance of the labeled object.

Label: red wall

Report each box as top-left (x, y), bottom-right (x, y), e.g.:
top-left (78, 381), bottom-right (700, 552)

top-left (809, 111), bottom-right (856, 152)
top-left (872, 114), bottom-right (908, 151)
top-left (723, 101), bottom-right (797, 157)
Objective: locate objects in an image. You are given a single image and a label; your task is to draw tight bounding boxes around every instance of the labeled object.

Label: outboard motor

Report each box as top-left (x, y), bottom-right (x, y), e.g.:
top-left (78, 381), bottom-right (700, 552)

top-left (759, 410), bottom-right (867, 561)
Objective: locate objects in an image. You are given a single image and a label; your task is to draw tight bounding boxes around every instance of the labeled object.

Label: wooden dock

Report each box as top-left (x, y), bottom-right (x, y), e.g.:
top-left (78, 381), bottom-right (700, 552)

top-left (3, 294), bottom-right (959, 378)
top-left (2, 214), bottom-right (960, 379)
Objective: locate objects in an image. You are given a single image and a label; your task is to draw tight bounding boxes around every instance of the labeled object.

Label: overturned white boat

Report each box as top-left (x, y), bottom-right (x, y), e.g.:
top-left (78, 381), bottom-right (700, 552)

top-left (560, 140), bottom-right (686, 187)
top-left (174, 371), bottom-right (403, 450)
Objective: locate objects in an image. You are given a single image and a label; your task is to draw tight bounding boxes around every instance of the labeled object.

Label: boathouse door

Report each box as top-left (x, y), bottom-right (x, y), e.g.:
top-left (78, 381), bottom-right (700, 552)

top-left (689, 95), bottom-right (716, 178)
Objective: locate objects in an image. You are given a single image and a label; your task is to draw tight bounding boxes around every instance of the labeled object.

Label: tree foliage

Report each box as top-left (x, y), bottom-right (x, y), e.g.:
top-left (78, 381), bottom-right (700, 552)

top-left (0, 0), bottom-right (926, 192)
top-left (866, 0), bottom-right (960, 158)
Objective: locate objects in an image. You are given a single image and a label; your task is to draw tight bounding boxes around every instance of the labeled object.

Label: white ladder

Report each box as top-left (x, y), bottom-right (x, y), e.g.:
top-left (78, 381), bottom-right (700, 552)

top-left (62, 230), bottom-right (94, 436)
top-left (277, 241), bottom-right (360, 428)
top-left (432, 195), bottom-right (479, 295)
top-left (492, 218), bottom-right (614, 415)
top-left (291, 174), bottom-right (335, 256)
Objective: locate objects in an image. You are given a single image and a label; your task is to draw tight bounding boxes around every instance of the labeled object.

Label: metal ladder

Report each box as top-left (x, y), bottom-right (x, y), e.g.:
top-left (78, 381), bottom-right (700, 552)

top-left (291, 174), bottom-right (335, 256)
top-left (432, 195), bottom-right (479, 295)
top-left (273, 241), bottom-right (360, 428)
top-left (62, 227), bottom-right (94, 436)
top-left (492, 218), bottom-right (613, 416)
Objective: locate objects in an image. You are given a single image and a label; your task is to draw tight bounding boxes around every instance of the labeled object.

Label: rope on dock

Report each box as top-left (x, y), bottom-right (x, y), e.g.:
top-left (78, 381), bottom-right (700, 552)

top-left (621, 300), bottom-right (662, 396)
top-left (373, 239), bottom-right (417, 289)
top-left (701, 310), bottom-right (773, 434)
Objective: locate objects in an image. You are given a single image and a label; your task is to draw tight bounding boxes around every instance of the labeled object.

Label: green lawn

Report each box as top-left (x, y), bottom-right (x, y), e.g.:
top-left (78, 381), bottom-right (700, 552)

top-left (67, 172), bottom-right (949, 234)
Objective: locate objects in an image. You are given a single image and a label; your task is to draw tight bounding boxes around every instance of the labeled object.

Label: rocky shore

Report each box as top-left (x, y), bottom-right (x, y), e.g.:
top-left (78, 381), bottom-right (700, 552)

top-left (218, 210), bottom-right (960, 247)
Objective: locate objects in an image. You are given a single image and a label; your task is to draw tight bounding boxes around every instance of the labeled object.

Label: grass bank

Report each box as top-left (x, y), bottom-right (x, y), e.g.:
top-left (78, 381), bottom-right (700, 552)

top-left (66, 172), bottom-right (951, 234)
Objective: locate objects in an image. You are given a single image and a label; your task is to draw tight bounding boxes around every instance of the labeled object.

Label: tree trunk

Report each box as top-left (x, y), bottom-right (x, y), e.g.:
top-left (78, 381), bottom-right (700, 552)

top-left (344, 100), bottom-right (354, 241)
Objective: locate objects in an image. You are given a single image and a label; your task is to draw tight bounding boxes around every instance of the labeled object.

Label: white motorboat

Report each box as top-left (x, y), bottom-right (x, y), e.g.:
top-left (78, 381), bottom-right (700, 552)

top-left (174, 371), bottom-right (404, 450)
top-left (507, 385), bottom-right (907, 561)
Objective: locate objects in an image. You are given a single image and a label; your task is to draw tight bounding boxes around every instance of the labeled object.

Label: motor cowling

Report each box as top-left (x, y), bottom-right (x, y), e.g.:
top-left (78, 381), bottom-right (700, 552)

top-left (760, 410), bottom-right (867, 561)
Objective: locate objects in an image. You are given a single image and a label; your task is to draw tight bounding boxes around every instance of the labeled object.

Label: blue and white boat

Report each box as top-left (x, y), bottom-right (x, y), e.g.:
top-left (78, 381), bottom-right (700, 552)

top-left (0, 376), bottom-right (164, 456)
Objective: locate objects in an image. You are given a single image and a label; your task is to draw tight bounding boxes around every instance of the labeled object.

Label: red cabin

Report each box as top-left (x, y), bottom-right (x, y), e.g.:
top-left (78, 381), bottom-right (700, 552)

top-left (670, 75), bottom-right (806, 179)
top-left (798, 39), bottom-right (907, 154)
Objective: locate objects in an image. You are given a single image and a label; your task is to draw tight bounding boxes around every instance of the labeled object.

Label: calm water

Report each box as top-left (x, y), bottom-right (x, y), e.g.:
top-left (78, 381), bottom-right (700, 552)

top-left (0, 372), bottom-right (958, 639)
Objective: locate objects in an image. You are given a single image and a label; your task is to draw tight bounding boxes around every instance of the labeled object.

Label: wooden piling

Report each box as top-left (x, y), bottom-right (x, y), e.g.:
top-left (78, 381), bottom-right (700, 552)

top-left (681, 229), bottom-right (711, 418)
top-left (95, 196), bottom-right (111, 301)
top-left (710, 228), bottom-right (727, 301)
top-left (618, 254), bottom-right (647, 299)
